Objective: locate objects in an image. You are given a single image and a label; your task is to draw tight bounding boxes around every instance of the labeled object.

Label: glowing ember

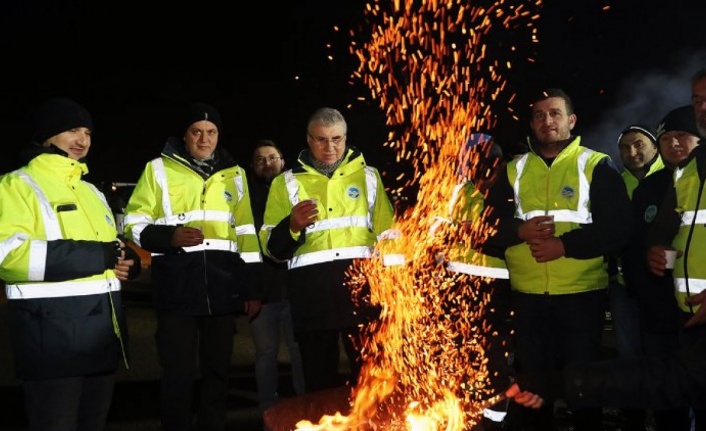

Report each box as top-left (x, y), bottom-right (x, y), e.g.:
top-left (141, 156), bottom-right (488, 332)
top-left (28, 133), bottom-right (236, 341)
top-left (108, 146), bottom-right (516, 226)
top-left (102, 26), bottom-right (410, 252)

top-left (295, 1), bottom-right (541, 430)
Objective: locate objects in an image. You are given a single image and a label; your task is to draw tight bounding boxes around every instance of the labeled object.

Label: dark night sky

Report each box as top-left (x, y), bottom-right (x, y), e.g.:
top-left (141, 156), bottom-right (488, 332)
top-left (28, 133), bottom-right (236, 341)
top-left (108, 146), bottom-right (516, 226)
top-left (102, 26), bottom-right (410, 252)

top-left (1, 0), bottom-right (705, 194)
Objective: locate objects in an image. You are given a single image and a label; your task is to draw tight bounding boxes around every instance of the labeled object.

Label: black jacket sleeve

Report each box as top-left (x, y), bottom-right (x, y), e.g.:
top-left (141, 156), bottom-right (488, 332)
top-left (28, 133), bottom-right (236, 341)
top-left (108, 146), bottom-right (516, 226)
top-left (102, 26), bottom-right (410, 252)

top-left (479, 164), bottom-right (525, 253)
top-left (44, 239), bottom-right (116, 281)
top-left (267, 216), bottom-right (305, 261)
top-left (561, 158), bottom-right (633, 259)
top-left (137, 224), bottom-right (179, 254)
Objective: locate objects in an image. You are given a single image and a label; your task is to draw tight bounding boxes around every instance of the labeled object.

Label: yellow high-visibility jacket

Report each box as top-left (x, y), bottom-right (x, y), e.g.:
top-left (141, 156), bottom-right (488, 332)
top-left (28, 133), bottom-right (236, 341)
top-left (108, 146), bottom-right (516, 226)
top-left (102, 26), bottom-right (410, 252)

top-left (125, 139), bottom-right (262, 315)
top-left (260, 148), bottom-right (394, 330)
top-left (672, 156), bottom-right (706, 313)
top-left (0, 151), bottom-right (127, 379)
top-left (506, 137), bottom-right (613, 294)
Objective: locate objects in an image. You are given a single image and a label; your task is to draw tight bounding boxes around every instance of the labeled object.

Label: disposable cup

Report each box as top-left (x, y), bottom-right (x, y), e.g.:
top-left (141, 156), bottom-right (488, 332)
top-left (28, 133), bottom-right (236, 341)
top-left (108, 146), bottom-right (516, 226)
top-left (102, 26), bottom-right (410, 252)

top-left (538, 214), bottom-right (555, 226)
top-left (664, 249), bottom-right (677, 269)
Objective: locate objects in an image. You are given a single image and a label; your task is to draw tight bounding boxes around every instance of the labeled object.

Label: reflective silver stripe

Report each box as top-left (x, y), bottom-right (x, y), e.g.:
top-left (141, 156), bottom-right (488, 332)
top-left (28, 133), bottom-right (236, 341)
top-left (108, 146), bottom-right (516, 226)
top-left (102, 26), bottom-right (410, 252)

top-left (446, 261), bottom-right (510, 279)
top-left (152, 239), bottom-right (238, 255)
top-left (428, 215), bottom-right (451, 236)
top-left (151, 158), bottom-right (173, 218)
top-left (233, 172), bottom-right (244, 204)
top-left (680, 209), bottom-right (706, 226)
top-left (288, 246), bottom-right (373, 269)
top-left (284, 170), bottom-right (300, 205)
top-left (482, 408), bottom-right (507, 422)
top-left (155, 209), bottom-right (234, 226)
top-left (448, 183), bottom-right (465, 216)
top-left (283, 166), bottom-right (378, 232)
top-left (15, 170), bottom-right (62, 239)
top-left (240, 251), bottom-right (262, 263)
top-left (382, 254), bottom-right (406, 266)
top-left (378, 228), bottom-right (402, 241)
top-left (28, 240), bottom-right (48, 281)
top-left (6, 277), bottom-right (121, 300)
top-left (85, 182), bottom-right (112, 214)
top-left (0, 233), bottom-right (29, 268)
top-left (305, 216), bottom-right (370, 233)
top-left (235, 223), bottom-right (257, 236)
top-left (675, 277), bottom-right (706, 295)
top-left (364, 166), bottom-right (376, 230)
top-left (513, 151), bottom-right (593, 224)
top-left (124, 213), bottom-right (151, 247)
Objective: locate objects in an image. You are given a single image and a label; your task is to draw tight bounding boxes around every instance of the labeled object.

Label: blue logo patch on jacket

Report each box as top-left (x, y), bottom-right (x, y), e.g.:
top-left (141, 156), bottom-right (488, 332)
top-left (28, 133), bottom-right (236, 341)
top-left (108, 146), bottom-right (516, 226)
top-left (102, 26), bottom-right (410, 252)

top-left (347, 186), bottom-right (361, 199)
top-left (561, 186), bottom-right (575, 199)
top-left (644, 205), bottom-right (658, 223)
top-left (224, 191), bottom-right (233, 202)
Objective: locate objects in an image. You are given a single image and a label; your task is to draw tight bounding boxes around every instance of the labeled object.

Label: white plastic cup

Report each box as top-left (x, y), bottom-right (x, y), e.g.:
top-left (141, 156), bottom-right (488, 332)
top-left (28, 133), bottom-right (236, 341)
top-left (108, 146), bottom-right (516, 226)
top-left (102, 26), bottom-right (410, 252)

top-left (538, 214), bottom-right (555, 226)
top-left (664, 249), bottom-right (677, 269)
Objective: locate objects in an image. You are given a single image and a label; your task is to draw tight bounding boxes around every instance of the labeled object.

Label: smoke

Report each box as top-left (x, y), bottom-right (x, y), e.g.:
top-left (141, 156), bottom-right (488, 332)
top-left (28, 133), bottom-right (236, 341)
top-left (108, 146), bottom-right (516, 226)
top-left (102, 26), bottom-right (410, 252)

top-left (583, 48), bottom-right (706, 168)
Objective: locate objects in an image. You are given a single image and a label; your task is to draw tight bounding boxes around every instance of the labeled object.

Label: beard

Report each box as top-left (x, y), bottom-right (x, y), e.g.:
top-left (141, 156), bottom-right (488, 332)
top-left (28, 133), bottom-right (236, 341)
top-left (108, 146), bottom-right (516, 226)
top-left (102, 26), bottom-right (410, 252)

top-left (259, 166), bottom-right (280, 182)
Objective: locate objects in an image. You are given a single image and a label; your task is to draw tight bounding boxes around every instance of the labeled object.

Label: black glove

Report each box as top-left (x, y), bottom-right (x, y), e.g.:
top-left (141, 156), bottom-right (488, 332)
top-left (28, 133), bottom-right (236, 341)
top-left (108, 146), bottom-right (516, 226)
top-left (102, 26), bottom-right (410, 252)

top-left (102, 241), bottom-right (122, 270)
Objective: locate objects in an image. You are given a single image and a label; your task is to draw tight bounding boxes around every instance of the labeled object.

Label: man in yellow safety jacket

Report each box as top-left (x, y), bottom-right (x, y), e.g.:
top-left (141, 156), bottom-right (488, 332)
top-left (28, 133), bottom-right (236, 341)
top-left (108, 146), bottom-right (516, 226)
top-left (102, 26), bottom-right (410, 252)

top-left (124, 102), bottom-right (262, 431)
top-left (260, 107), bottom-right (395, 393)
top-left (484, 88), bottom-right (633, 431)
top-left (0, 98), bottom-right (139, 431)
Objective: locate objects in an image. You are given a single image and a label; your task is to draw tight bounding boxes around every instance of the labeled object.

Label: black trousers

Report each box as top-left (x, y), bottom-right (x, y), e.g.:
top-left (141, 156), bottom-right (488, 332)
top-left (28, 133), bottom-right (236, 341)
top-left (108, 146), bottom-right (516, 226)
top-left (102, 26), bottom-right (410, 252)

top-left (23, 373), bottom-right (115, 431)
top-left (511, 289), bottom-right (607, 431)
top-left (294, 327), bottom-right (364, 393)
top-left (156, 312), bottom-right (237, 431)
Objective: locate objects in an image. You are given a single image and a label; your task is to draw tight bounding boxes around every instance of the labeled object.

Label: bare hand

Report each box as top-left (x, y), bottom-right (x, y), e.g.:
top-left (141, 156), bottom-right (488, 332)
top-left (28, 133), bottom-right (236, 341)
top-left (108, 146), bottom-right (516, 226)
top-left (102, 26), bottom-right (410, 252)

top-left (244, 300), bottom-right (262, 320)
top-left (114, 258), bottom-right (136, 281)
top-left (170, 226), bottom-right (204, 247)
top-left (289, 199), bottom-right (319, 233)
top-left (505, 383), bottom-right (545, 409)
top-left (518, 216), bottom-right (555, 242)
top-left (646, 245), bottom-right (681, 276)
top-left (528, 236), bottom-right (565, 262)
top-left (685, 291), bottom-right (706, 328)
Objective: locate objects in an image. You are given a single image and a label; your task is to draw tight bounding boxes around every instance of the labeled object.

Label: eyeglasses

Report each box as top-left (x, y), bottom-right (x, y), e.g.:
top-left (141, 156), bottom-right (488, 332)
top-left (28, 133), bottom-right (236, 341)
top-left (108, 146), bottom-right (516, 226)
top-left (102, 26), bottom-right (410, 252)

top-left (693, 96), bottom-right (706, 107)
top-left (254, 155), bottom-right (282, 164)
top-left (308, 134), bottom-right (346, 146)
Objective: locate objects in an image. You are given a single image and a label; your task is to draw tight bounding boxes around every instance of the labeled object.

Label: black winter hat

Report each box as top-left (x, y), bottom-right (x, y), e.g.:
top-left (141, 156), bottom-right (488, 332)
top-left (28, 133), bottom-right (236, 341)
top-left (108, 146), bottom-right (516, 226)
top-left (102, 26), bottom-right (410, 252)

top-left (616, 124), bottom-right (656, 147)
top-left (33, 98), bottom-right (92, 144)
top-left (185, 102), bottom-right (222, 132)
top-left (655, 105), bottom-right (700, 140)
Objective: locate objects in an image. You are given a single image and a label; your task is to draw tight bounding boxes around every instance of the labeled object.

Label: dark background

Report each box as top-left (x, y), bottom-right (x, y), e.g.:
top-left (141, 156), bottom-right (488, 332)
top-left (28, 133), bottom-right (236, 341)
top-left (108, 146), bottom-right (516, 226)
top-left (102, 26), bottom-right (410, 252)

top-left (1, 0), bottom-right (705, 194)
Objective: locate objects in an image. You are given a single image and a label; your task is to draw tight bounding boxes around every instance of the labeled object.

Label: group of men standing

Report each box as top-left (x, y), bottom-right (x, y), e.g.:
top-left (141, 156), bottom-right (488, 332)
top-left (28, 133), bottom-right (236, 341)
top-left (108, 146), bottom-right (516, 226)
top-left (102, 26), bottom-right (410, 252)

top-left (0, 101), bottom-right (394, 431)
top-left (2, 69), bottom-right (706, 431)
top-left (505, 70), bottom-right (706, 431)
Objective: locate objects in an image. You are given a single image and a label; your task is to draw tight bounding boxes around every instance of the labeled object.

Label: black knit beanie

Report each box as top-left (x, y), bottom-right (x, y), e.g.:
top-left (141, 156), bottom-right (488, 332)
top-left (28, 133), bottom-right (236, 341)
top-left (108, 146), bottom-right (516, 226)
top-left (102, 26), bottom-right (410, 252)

top-left (616, 125), bottom-right (656, 147)
top-left (32, 98), bottom-right (92, 144)
top-left (656, 105), bottom-right (700, 140)
top-left (185, 102), bottom-right (222, 132)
